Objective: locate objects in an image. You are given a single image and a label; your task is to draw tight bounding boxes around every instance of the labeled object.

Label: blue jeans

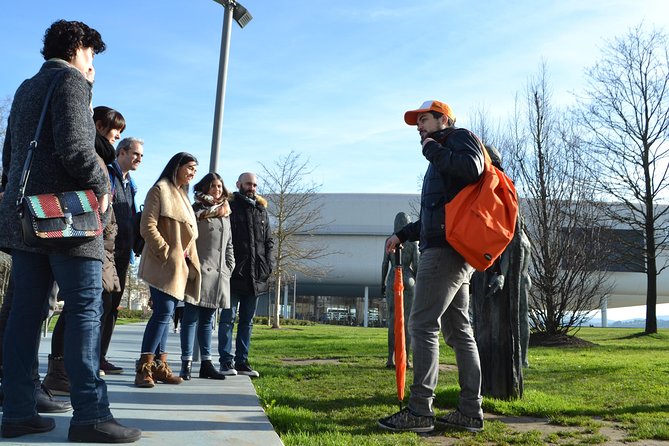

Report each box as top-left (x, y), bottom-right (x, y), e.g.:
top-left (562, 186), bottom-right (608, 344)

top-left (408, 246), bottom-right (483, 419)
top-left (218, 292), bottom-right (260, 365)
top-left (141, 287), bottom-right (177, 354)
top-left (180, 303), bottom-right (216, 361)
top-left (2, 250), bottom-right (112, 426)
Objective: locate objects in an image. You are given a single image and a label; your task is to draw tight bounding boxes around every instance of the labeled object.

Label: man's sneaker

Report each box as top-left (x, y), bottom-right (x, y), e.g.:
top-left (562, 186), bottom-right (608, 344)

top-left (378, 407), bottom-right (434, 433)
top-left (235, 362), bottom-right (260, 378)
top-left (100, 358), bottom-right (124, 375)
top-left (436, 409), bottom-right (484, 432)
top-left (219, 362), bottom-right (238, 376)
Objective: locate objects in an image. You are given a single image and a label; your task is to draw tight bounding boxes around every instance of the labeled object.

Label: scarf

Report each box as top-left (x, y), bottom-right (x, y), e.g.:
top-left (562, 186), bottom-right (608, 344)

top-left (95, 132), bottom-right (116, 165)
top-left (193, 191), bottom-right (231, 219)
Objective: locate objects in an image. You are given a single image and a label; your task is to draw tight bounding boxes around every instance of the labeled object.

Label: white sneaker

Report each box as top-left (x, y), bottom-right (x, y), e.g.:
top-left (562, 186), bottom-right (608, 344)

top-left (220, 362), bottom-right (238, 376)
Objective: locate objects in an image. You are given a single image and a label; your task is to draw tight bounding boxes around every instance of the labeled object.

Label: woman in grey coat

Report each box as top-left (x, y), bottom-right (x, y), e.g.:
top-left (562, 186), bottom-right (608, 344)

top-left (179, 173), bottom-right (235, 380)
top-left (0, 20), bottom-right (140, 443)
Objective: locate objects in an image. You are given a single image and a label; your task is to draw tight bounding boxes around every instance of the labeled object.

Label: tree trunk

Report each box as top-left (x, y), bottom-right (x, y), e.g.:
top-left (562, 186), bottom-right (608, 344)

top-left (272, 274), bottom-right (281, 329)
top-left (645, 233), bottom-right (658, 334)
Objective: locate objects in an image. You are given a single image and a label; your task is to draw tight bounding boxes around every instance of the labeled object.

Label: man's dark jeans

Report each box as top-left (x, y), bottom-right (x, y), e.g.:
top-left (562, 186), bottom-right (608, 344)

top-left (218, 292), bottom-right (260, 364)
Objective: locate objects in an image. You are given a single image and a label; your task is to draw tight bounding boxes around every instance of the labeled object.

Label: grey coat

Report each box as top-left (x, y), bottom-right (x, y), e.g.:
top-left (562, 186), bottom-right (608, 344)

top-left (0, 59), bottom-right (108, 260)
top-left (195, 214), bottom-right (235, 309)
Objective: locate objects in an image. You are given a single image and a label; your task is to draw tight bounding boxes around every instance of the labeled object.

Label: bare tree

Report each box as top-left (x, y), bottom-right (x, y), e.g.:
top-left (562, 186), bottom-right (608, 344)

top-left (469, 102), bottom-right (507, 155)
top-left (0, 96), bottom-right (11, 301)
top-left (509, 64), bottom-right (614, 337)
top-left (124, 262), bottom-right (150, 310)
top-left (0, 95), bottom-right (10, 149)
top-left (577, 25), bottom-right (669, 334)
top-left (259, 151), bottom-right (332, 328)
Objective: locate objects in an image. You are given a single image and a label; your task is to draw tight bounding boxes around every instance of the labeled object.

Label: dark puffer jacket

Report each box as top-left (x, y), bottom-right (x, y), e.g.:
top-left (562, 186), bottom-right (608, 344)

top-left (396, 127), bottom-right (484, 251)
top-left (229, 192), bottom-right (274, 297)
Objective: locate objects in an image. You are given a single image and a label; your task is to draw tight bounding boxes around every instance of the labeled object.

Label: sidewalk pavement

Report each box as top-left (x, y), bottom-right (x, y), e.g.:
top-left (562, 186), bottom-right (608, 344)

top-left (1, 322), bottom-right (284, 446)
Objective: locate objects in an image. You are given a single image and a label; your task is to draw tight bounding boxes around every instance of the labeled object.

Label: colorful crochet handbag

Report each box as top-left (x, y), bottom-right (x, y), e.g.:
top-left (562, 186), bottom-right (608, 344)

top-left (16, 70), bottom-right (103, 248)
top-left (20, 190), bottom-right (102, 248)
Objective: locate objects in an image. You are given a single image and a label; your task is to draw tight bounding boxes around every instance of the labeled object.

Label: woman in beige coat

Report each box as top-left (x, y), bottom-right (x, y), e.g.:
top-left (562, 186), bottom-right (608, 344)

top-left (134, 152), bottom-right (201, 388)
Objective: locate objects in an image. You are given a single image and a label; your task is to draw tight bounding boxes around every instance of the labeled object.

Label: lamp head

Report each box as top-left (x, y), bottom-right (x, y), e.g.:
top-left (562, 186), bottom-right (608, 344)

top-left (233, 2), bottom-right (253, 28)
top-left (212, 0), bottom-right (253, 28)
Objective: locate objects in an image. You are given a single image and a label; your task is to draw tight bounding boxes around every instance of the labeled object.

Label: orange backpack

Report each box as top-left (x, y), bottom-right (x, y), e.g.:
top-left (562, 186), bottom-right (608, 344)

top-left (445, 139), bottom-right (519, 271)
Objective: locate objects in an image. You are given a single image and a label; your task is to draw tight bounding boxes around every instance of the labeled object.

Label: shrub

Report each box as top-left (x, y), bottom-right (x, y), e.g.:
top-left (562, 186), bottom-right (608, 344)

top-left (253, 316), bottom-right (315, 326)
top-left (117, 308), bottom-right (150, 320)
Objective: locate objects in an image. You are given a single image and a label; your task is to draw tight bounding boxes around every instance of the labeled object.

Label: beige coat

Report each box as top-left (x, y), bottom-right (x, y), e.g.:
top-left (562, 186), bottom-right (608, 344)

top-left (138, 179), bottom-right (201, 303)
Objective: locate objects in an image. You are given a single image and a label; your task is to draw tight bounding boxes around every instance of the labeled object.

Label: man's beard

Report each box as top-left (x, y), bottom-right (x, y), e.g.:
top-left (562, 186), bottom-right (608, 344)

top-left (240, 187), bottom-right (255, 198)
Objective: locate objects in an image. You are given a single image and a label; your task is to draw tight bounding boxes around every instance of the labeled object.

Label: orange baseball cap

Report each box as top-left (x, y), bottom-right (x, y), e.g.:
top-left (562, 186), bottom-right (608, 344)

top-left (404, 100), bottom-right (455, 125)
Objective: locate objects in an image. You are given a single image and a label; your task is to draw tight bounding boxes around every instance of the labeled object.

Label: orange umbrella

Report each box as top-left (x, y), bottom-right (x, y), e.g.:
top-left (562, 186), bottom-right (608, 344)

top-left (394, 245), bottom-right (406, 409)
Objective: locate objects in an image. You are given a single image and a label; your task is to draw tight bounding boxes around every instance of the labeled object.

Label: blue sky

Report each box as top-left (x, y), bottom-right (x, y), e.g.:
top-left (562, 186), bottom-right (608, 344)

top-left (2, 1), bottom-right (669, 318)
top-left (2, 0), bottom-right (669, 200)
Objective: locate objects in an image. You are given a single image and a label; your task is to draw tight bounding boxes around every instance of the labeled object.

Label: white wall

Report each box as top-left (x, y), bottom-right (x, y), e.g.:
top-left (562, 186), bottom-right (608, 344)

top-left (284, 193), bottom-right (669, 309)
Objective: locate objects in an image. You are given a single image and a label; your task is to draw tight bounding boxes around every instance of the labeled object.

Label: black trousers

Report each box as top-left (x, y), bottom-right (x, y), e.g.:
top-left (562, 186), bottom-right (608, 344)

top-left (100, 251), bottom-right (130, 359)
top-left (0, 274), bottom-right (49, 383)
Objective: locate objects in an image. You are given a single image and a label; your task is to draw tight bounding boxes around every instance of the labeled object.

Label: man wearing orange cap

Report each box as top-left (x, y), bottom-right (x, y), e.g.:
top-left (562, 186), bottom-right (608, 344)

top-left (378, 100), bottom-right (485, 433)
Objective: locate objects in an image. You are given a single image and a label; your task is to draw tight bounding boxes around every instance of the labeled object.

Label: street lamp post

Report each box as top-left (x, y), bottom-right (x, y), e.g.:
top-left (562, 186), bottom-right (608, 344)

top-left (209, 0), bottom-right (253, 173)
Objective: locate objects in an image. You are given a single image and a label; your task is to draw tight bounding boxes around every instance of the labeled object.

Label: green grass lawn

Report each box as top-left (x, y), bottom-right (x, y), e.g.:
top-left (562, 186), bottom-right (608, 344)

top-left (245, 324), bottom-right (669, 446)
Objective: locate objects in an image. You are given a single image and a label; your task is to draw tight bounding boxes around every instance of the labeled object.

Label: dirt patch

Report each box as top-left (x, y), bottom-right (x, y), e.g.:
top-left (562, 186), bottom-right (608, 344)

top-left (424, 413), bottom-right (669, 445)
top-left (281, 358), bottom-right (341, 365)
top-left (529, 332), bottom-right (597, 348)
top-left (438, 364), bottom-right (458, 373)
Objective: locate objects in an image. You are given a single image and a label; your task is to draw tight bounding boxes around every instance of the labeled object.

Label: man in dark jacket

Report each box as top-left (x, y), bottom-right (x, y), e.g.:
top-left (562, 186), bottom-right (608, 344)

top-left (100, 136), bottom-right (144, 375)
top-left (379, 100), bottom-right (485, 434)
top-left (218, 172), bottom-right (273, 377)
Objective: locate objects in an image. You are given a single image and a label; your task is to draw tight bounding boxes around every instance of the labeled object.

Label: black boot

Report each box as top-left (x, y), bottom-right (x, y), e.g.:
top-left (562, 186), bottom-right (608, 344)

top-left (1, 414), bottom-right (56, 438)
top-left (199, 360), bottom-right (226, 380)
top-left (68, 418), bottom-right (142, 443)
top-left (179, 360), bottom-right (192, 381)
top-left (42, 355), bottom-right (70, 395)
top-left (36, 384), bottom-right (72, 413)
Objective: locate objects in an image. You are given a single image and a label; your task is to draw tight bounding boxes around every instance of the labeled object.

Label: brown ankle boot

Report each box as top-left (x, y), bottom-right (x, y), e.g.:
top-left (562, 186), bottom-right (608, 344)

top-left (135, 353), bottom-right (155, 388)
top-left (152, 353), bottom-right (183, 384)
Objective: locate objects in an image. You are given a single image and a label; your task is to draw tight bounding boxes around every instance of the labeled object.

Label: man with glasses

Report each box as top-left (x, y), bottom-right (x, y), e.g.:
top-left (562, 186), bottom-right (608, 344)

top-left (100, 137), bottom-right (144, 375)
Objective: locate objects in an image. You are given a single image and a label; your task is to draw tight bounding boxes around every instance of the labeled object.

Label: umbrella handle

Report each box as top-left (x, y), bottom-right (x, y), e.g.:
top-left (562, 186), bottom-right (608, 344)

top-left (394, 244), bottom-right (403, 266)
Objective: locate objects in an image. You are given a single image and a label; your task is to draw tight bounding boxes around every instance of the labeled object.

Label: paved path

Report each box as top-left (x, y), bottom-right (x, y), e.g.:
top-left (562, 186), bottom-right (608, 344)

top-left (2, 322), bottom-right (284, 446)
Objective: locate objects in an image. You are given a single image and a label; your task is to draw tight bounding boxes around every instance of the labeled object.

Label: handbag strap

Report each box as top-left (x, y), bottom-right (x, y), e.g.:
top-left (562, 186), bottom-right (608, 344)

top-left (15, 70), bottom-right (67, 207)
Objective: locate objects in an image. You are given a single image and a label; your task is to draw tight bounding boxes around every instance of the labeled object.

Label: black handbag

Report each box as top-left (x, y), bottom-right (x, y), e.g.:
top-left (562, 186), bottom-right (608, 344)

top-left (132, 206), bottom-right (145, 256)
top-left (16, 71), bottom-right (103, 249)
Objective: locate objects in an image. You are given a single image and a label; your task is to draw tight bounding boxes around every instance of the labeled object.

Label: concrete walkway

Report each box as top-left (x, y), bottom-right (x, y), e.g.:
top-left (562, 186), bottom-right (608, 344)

top-left (1, 322), bottom-right (284, 446)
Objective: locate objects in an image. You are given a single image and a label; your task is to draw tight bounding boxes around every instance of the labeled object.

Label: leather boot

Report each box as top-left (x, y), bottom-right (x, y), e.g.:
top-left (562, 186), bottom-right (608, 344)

top-left (152, 353), bottom-right (183, 384)
top-left (199, 359), bottom-right (226, 380)
top-left (179, 360), bottom-right (192, 381)
top-left (134, 353), bottom-right (155, 388)
top-left (42, 355), bottom-right (70, 396)
top-left (1, 414), bottom-right (56, 438)
top-left (36, 384), bottom-right (72, 413)
top-left (68, 418), bottom-right (142, 443)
